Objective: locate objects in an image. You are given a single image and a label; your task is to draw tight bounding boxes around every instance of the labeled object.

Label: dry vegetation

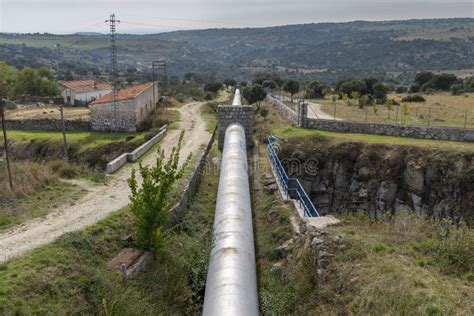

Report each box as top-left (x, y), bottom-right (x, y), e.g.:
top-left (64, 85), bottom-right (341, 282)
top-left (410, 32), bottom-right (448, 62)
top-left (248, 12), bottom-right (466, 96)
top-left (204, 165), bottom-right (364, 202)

top-left (0, 160), bottom-right (85, 229)
top-left (5, 106), bottom-right (90, 121)
top-left (317, 92), bottom-right (474, 128)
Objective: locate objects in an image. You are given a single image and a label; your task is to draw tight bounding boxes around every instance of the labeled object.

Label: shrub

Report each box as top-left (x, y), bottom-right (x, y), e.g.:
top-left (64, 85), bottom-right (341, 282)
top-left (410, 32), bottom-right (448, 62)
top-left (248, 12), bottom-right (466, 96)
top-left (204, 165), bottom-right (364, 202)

top-left (47, 160), bottom-right (80, 179)
top-left (128, 131), bottom-right (190, 252)
top-left (401, 94), bottom-right (426, 102)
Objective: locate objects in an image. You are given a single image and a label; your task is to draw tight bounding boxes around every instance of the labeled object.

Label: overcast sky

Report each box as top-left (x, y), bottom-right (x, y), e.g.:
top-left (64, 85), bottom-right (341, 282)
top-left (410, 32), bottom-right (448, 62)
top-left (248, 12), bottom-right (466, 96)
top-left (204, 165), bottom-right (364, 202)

top-left (0, 0), bottom-right (473, 34)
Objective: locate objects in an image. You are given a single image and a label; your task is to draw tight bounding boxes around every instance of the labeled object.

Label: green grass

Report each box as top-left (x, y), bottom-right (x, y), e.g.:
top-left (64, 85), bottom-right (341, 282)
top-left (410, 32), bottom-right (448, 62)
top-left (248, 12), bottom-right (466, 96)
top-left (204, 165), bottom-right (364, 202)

top-left (260, 101), bottom-right (474, 152)
top-left (0, 182), bottom-right (87, 231)
top-left (320, 214), bottom-right (474, 315)
top-left (0, 143), bottom-right (221, 315)
top-left (7, 130), bottom-right (145, 151)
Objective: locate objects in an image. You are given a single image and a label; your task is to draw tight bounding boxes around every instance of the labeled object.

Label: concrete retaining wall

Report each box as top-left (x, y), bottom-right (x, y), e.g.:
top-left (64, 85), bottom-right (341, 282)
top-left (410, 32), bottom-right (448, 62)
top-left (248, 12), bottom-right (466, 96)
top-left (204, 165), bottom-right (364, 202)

top-left (169, 128), bottom-right (217, 224)
top-left (5, 119), bottom-right (91, 131)
top-left (127, 126), bottom-right (167, 162)
top-left (266, 94), bottom-right (298, 125)
top-left (217, 105), bottom-right (253, 149)
top-left (106, 125), bottom-right (168, 174)
top-left (106, 153), bottom-right (129, 174)
top-left (306, 118), bottom-right (474, 142)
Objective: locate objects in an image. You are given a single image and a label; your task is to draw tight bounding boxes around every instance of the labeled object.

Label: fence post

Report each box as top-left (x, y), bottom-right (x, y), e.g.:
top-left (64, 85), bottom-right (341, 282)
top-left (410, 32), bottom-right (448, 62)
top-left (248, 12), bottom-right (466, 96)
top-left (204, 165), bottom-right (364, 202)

top-left (396, 107), bottom-right (399, 124)
top-left (333, 101), bottom-right (336, 120)
top-left (428, 107), bottom-right (432, 127)
top-left (365, 106), bottom-right (368, 122)
top-left (464, 110), bottom-right (468, 129)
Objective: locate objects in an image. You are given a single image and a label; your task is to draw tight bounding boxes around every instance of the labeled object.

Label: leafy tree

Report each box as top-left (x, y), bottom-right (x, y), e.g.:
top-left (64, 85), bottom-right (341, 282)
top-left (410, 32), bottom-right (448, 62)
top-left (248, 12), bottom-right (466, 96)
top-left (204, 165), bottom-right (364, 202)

top-left (11, 67), bottom-right (59, 97)
top-left (432, 74), bottom-right (457, 91)
top-left (262, 80), bottom-right (277, 90)
top-left (240, 81), bottom-right (248, 87)
top-left (373, 82), bottom-right (388, 103)
top-left (128, 131), bottom-right (190, 252)
top-left (243, 84), bottom-right (267, 108)
top-left (282, 79), bottom-right (299, 102)
top-left (0, 61), bottom-right (17, 99)
top-left (305, 81), bottom-right (329, 99)
top-left (204, 82), bottom-right (222, 94)
top-left (409, 83), bottom-right (421, 93)
top-left (223, 79), bottom-right (237, 91)
top-left (451, 83), bottom-right (464, 95)
top-left (414, 72), bottom-right (435, 86)
top-left (252, 72), bottom-right (283, 86)
top-left (338, 80), bottom-right (366, 96)
top-left (364, 78), bottom-right (378, 95)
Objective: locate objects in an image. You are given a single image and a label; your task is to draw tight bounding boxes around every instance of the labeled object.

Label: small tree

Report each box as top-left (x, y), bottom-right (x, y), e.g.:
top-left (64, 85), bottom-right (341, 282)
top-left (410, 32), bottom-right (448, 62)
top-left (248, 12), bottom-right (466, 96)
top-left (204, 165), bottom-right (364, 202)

top-left (223, 79), bottom-right (237, 91)
top-left (282, 79), bottom-right (299, 102)
top-left (385, 99), bottom-right (393, 120)
top-left (342, 93), bottom-right (350, 106)
top-left (351, 91), bottom-right (360, 107)
top-left (128, 131), bottom-right (190, 252)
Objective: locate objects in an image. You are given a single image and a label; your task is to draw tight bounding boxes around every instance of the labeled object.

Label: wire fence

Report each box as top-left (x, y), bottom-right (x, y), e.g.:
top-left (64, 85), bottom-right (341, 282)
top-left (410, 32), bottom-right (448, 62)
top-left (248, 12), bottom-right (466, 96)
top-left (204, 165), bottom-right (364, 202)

top-left (273, 91), bottom-right (474, 129)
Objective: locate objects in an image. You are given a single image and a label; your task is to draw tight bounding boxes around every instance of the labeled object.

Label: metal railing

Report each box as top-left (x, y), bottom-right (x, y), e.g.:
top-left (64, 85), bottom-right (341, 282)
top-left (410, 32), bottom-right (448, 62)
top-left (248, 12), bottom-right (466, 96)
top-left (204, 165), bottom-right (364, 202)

top-left (267, 135), bottom-right (320, 217)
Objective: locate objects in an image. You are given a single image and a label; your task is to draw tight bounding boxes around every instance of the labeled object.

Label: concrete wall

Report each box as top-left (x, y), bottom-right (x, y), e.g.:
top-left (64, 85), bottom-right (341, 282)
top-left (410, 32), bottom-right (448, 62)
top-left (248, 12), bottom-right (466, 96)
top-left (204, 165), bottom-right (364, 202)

top-left (217, 105), bottom-right (253, 149)
top-left (76, 89), bottom-right (112, 103)
top-left (90, 99), bottom-right (137, 132)
top-left (106, 125), bottom-right (168, 174)
top-left (133, 83), bottom-right (158, 125)
top-left (306, 118), bottom-right (474, 142)
top-left (266, 94), bottom-right (298, 125)
top-left (5, 118), bottom-right (90, 131)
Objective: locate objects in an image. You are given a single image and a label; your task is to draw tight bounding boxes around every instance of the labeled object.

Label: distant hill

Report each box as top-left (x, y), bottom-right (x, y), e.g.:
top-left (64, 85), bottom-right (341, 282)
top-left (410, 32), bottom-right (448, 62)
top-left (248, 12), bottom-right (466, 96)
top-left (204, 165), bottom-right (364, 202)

top-left (0, 18), bottom-right (473, 83)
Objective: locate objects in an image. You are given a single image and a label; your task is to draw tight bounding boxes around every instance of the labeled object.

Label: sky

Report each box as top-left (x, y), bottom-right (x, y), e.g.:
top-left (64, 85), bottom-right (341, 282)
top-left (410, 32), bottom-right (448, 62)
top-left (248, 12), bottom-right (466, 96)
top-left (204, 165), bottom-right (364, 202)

top-left (0, 0), bottom-right (473, 34)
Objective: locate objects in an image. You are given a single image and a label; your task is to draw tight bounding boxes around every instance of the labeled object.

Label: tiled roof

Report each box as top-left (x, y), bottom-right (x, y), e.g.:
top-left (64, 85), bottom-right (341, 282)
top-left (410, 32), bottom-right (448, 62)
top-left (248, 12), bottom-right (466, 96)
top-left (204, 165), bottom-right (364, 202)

top-left (90, 82), bottom-right (154, 105)
top-left (59, 80), bottom-right (112, 93)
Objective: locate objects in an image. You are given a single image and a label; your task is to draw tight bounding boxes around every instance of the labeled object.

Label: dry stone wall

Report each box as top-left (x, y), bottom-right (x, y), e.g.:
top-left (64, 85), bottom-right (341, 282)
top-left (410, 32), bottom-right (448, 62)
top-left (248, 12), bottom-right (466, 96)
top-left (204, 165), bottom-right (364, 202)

top-left (217, 105), bottom-right (253, 148)
top-left (306, 118), bottom-right (474, 142)
top-left (5, 119), bottom-right (90, 131)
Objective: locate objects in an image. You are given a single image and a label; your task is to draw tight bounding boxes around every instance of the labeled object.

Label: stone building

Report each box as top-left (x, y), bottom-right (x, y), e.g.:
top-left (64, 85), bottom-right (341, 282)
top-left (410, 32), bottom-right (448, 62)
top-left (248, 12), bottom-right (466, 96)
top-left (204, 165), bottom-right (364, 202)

top-left (89, 82), bottom-right (159, 132)
top-left (59, 80), bottom-right (113, 106)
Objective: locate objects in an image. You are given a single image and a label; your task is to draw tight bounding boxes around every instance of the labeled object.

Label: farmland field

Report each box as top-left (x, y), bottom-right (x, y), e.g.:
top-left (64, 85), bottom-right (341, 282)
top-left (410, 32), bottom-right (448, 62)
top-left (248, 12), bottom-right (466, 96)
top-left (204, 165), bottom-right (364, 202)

top-left (317, 92), bottom-right (474, 128)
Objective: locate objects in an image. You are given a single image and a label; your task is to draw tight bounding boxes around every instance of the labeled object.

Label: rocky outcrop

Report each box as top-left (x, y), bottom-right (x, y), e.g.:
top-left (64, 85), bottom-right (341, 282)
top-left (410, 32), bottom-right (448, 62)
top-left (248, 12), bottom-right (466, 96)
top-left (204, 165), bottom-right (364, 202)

top-left (280, 139), bottom-right (474, 222)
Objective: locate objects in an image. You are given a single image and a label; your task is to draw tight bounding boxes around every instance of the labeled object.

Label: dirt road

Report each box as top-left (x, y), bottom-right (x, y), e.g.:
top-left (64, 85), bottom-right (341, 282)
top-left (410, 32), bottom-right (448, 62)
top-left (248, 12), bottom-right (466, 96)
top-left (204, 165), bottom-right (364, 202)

top-left (0, 98), bottom-right (219, 263)
top-left (307, 101), bottom-right (343, 121)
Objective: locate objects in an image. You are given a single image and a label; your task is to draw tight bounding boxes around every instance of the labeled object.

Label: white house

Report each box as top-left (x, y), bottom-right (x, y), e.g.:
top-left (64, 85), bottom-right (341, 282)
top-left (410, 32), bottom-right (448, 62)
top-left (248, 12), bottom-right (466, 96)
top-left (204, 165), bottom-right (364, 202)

top-left (59, 80), bottom-right (113, 106)
top-left (89, 82), bottom-right (159, 132)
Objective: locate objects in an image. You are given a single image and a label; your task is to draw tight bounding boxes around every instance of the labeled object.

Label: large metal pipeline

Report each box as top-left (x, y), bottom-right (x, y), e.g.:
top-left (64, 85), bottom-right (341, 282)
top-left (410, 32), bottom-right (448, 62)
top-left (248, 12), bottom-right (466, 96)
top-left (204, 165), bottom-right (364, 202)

top-left (203, 89), bottom-right (258, 315)
top-left (232, 88), bottom-right (242, 106)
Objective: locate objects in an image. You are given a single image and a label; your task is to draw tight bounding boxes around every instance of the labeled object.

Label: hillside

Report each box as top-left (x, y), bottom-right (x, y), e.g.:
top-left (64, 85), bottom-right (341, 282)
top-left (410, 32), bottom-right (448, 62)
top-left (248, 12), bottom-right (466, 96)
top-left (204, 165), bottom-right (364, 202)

top-left (0, 18), bottom-right (473, 83)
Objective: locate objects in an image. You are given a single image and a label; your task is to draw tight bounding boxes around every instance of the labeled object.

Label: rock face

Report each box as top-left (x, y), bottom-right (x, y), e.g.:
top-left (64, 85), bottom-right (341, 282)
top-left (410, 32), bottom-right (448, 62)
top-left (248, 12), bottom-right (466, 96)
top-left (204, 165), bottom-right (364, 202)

top-left (280, 139), bottom-right (474, 222)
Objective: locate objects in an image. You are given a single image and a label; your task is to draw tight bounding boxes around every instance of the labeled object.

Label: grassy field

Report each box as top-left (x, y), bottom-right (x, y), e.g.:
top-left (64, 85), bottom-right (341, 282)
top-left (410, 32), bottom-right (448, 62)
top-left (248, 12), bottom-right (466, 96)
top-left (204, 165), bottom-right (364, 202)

top-left (322, 214), bottom-right (474, 315)
top-left (6, 130), bottom-right (146, 151)
top-left (257, 100), bottom-right (474, 152)
top-left (316, 92), bottom-right (474, 128)
top-left (0, 182), bottom-right (86, 231)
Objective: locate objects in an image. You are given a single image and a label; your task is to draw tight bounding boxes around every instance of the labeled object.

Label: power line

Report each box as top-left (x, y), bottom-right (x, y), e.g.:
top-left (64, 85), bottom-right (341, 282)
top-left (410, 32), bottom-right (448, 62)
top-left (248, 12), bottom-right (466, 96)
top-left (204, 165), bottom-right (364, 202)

top-left (121, 14), bottom-right (267, 28)
top-left (105, 13), bottom-right (120, 134)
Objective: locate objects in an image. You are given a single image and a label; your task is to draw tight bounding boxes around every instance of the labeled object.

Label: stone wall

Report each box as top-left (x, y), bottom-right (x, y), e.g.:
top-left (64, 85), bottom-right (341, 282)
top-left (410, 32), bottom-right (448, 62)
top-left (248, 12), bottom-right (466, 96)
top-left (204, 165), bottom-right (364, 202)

top-left (169, 128), bottom-right (217, 224)
top-left (90, 99), bottom-right (137, 132)
top-left (5, 118), bottom-right (90, 131)
top-left (217, 105), bottom-right (253, 149)
top-left (266, 94), bottom-right (298, 125)
top-left (16, 95), bottom-right (64, 105)
top-left (306, 118), bottom-right (474, 142)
